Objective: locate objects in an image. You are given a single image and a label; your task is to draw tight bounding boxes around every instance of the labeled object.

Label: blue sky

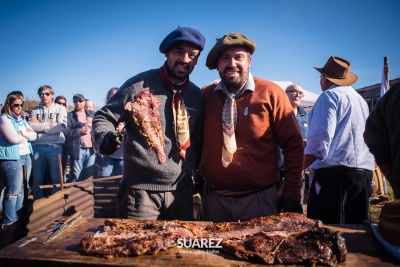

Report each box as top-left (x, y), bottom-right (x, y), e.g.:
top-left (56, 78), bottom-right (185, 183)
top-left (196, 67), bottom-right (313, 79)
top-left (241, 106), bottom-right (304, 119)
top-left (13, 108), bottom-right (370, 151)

top-left (1, 0), bottom-right (399, 109)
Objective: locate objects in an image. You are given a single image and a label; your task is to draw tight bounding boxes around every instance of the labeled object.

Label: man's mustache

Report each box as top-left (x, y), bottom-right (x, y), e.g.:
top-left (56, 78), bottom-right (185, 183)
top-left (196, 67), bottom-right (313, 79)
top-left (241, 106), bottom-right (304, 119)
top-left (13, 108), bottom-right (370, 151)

top-left (224, 67), bottom-right (241, 73)
top-left (174, 61), bottom-right (189, 70)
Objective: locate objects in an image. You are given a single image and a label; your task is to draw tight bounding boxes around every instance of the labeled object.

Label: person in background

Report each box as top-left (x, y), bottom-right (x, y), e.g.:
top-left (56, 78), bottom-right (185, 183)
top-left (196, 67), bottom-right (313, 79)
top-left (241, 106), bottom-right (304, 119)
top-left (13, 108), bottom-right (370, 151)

top-left (0, 93), bottom-right (37, 232)
top-left (29, 85), bottom-right (67, 200)
top-left (7, 91), bottom-right (24, 100)
top-left (1, 91), bottom-right (25, 215)
top-left (85, 99), bottom-right (95, 111)
top-left (92, 26), bottom-right (205, 220)
top-left (303, 56), bottom-right (375, 224)
top-left (278, 84), bottom-right (309, 204)
top-left (65, 94), bottom-right (95, 182)
top-left (55, 95), bottom-right (69, 112)
top-left (95, 87), bottom-right (124, 178)
top-left (55, 95), bottom-right (70, 182)
top-left (105, 87), bottom-right (118, 103)
top-left (364, 81), bottom-right (400, 199)
top-left (199, 33), bottom-right (304, 223)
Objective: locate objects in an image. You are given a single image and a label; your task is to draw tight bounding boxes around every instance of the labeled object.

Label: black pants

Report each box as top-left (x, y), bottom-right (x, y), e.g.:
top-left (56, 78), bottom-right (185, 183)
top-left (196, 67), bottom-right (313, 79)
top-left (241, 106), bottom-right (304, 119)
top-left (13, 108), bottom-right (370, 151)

top-left (307, 167), bottom-right (372, 224)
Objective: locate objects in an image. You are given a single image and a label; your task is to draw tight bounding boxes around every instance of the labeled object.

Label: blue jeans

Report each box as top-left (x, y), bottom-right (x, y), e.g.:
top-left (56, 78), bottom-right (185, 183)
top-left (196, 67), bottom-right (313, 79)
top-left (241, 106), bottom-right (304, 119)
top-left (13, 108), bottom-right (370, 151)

top-left (1, 154), bottom-right (32, 225)
top-left (96, 156), bottom-right (123, 177)
top-left (70, 148), bottom-right (95, 182)
top-left (32, 144), bottom-right (62, 200)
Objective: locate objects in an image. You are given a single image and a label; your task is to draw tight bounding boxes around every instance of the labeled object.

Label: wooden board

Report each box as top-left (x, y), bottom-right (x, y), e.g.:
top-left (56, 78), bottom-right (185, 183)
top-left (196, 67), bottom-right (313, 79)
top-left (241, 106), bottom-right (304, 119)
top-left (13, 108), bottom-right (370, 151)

top-left (0, 218), bottom-right (399, 267)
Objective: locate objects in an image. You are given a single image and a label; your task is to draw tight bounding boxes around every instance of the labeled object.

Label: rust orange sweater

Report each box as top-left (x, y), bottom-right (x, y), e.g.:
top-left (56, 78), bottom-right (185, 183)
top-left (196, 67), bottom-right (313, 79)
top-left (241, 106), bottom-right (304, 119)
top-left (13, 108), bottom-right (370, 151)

top-left (199, 77), bottom-right (304, 201)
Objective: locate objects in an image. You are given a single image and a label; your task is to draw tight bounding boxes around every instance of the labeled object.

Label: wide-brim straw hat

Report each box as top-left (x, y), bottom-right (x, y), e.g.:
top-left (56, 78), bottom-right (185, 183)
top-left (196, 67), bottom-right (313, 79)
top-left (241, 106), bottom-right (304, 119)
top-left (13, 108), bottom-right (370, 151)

top-left (314, 56), bottom-right (358, 86)
top-left (206, 33), bottom-right (256, 70)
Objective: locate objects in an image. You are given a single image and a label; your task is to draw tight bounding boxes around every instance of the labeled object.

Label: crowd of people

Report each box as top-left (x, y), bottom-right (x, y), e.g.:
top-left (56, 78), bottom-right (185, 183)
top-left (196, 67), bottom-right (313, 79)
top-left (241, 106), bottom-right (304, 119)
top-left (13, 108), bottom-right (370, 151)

top-left (0, 86), bottom-right (122, 233)
top-left (0, 27), bottom-right (398, 239)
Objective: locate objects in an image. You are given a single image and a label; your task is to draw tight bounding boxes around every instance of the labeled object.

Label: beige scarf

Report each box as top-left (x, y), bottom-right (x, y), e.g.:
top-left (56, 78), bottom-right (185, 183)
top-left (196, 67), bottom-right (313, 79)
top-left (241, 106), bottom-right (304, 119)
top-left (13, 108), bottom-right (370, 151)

top-left (172, 89), bottom-right (190, 159)
top-left (221, 84), bottom-right (246, 167)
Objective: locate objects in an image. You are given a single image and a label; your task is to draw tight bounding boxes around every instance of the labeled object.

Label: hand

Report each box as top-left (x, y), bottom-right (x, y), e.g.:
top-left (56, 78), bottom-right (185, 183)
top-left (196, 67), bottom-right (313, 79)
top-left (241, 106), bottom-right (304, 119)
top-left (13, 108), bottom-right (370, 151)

top-left (278, 197), bottom-right (303, 214)
top-left (50, 121), bottom-right (57, 127)
top-left (79, 126), bottom-right (90, 134)
top-left (99, 131), bottom-right (123, 156)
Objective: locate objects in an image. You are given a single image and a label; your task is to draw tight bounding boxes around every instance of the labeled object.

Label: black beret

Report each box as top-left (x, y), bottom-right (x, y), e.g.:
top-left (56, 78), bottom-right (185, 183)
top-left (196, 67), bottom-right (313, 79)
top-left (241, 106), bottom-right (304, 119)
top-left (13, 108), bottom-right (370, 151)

top-left (159, 27), bottom-right (206, 53)
top-left (206, 33), bottom-right (256, 70)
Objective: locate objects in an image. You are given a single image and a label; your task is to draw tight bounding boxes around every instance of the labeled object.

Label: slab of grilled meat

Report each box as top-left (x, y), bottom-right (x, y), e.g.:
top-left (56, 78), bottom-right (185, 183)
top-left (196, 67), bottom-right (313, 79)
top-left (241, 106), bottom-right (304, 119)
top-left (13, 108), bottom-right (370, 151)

top-left (125, 90), bottom-right (166, 164)
top-left (79, 213), bottom-right (347, 266)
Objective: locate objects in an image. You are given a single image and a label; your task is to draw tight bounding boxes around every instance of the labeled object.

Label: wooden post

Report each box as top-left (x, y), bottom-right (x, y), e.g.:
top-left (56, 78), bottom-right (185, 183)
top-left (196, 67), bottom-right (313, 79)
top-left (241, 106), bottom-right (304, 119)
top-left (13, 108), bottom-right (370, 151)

top-left (383, 57), bottom-right (390, 91)
top-left (58, 154), bottom-right (64, 190)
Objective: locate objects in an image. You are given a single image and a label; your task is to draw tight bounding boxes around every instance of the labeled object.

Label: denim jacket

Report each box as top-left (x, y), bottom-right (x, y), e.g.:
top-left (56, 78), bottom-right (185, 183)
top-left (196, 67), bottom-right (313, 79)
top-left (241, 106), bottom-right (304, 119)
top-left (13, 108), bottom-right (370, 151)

top-left (297, 106), bottom-right (308, 139)
top-left (278, 107), bottom-right (308, 168)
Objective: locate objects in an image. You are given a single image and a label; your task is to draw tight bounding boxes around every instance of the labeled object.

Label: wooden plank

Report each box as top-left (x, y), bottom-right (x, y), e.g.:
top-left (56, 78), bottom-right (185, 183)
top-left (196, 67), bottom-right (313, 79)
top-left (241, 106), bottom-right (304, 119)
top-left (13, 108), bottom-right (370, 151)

top-left (0, 219), bottom-right (399, 267)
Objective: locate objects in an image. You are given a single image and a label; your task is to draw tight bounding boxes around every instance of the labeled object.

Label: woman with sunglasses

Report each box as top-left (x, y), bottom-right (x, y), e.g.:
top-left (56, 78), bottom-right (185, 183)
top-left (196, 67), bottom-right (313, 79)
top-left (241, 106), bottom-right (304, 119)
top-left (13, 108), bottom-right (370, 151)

top-left (0, 94), bottom-right (37, 234)
top-left (55, 95), bottom-right (69, 112)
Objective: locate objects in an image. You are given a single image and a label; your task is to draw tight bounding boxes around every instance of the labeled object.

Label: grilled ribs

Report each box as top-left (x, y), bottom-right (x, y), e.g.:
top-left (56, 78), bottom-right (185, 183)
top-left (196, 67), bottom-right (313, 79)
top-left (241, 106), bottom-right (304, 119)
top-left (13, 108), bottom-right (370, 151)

top-left (79, 213), bottom-right (347, 266)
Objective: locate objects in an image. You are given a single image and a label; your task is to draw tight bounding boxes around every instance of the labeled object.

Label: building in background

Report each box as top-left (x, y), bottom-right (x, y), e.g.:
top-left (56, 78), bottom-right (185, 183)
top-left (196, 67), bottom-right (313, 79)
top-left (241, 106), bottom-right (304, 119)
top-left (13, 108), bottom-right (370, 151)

top-left (356, 78), bottom-right (400, 111)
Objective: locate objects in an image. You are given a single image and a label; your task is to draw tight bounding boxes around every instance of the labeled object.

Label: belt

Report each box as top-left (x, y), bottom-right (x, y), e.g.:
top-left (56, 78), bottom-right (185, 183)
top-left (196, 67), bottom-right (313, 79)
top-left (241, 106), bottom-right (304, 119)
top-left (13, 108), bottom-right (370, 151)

top-left (204, 182), bottom-right (276, 198)
top-left (318, 166), bottom-right (368, 172)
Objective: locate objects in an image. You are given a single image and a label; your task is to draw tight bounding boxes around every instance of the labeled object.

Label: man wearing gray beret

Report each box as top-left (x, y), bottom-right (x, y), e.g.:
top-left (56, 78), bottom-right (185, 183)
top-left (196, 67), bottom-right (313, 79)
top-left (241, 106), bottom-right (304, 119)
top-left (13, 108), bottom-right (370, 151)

top-left (92, 27), bottom-right (205, 220)
top-left (198, 33), bottom-right (304, 222)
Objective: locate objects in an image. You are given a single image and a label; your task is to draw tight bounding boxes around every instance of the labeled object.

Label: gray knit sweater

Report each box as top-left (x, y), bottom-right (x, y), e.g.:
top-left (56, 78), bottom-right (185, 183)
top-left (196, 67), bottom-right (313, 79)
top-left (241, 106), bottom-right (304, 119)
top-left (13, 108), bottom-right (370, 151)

top-left (92, 69), bottom-right (204, 191)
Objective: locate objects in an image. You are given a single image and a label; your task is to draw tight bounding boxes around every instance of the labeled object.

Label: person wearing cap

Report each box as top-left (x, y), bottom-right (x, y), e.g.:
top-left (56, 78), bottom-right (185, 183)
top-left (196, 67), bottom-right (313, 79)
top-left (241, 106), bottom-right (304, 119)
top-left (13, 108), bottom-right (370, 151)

top-left (303, 56), bottom-right (375, 224)
top-left (65, 94), bottom-right (95, 182)
top-left (198, 33), bottom-right (304, 223)
top-left (92, 27), bottom-right (206, 220)
top-left (29, 85), bottom-right (68, 199)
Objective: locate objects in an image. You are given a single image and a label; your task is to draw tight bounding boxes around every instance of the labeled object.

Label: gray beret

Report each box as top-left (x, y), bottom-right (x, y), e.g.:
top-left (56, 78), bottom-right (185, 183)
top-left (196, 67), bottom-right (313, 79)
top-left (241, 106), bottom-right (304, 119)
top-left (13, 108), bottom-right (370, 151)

top-left (159, 27), bottom-right (206, 53)
top-left (206, 33), bottom-right (256, 70)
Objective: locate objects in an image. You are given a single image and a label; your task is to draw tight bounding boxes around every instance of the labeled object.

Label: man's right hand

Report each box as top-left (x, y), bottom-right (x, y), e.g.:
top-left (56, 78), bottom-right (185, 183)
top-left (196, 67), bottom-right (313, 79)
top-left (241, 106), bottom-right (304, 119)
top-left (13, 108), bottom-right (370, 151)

top-left (99, 131), bottom-right (123, 156)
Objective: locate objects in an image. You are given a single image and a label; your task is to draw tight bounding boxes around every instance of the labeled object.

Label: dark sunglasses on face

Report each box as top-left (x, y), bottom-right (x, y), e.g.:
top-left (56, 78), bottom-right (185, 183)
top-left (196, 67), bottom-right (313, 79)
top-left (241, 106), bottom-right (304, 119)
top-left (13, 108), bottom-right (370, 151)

top-left (73, 99), bottom-right (84, 103)
top-left (13, 103), bottom-right (24, 108)
top-left (57, 102), bottom-right (66, 106)
top-left (39, 92), bottom-right (51, 97)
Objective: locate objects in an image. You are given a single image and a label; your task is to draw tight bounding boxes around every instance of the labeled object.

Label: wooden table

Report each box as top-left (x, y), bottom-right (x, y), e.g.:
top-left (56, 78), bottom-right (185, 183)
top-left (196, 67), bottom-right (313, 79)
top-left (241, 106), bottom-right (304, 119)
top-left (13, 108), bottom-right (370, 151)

top-left (0, 218), bottom-right (398, 266)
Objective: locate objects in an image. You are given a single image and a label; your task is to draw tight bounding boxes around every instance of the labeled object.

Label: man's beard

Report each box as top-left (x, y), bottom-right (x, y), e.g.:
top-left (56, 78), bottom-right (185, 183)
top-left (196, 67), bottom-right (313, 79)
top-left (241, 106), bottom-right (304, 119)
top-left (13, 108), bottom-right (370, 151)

top-left (219, 67), bottom-right (248, 93)
top-left (166, 61), bottom-right (191, 82)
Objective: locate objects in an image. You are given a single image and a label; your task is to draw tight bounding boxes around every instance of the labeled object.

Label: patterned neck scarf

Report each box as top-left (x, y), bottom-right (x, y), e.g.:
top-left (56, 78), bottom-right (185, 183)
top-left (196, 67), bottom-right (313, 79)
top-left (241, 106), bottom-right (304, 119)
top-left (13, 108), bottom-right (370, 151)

top-left (221, 80), bottom-right (247, 167)
top-left (158, 64), bottom-right (190, 160)
top-left (12, 111), bottom-right (23, 121)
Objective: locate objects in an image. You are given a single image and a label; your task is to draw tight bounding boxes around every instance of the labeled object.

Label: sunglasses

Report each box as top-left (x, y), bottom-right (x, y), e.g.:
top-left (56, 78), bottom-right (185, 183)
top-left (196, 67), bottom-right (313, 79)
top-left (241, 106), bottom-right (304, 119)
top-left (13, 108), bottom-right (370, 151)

top-left (57, 102), bottom-right (66, 106)
top-left (73, 99), bottom-right (84, 103)
top-left (13, 103), bottom-right (24, 108)
top-left (39, 92), bottom-right (51, 97)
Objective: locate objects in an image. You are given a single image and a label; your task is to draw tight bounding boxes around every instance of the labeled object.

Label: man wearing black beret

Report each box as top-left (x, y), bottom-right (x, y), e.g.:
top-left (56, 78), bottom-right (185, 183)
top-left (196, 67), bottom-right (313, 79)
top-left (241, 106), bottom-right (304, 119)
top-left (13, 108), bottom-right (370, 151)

top-left (199, 33), bottom-right (304, 222)
top-left (92, 27), bottom-right (206, 220)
